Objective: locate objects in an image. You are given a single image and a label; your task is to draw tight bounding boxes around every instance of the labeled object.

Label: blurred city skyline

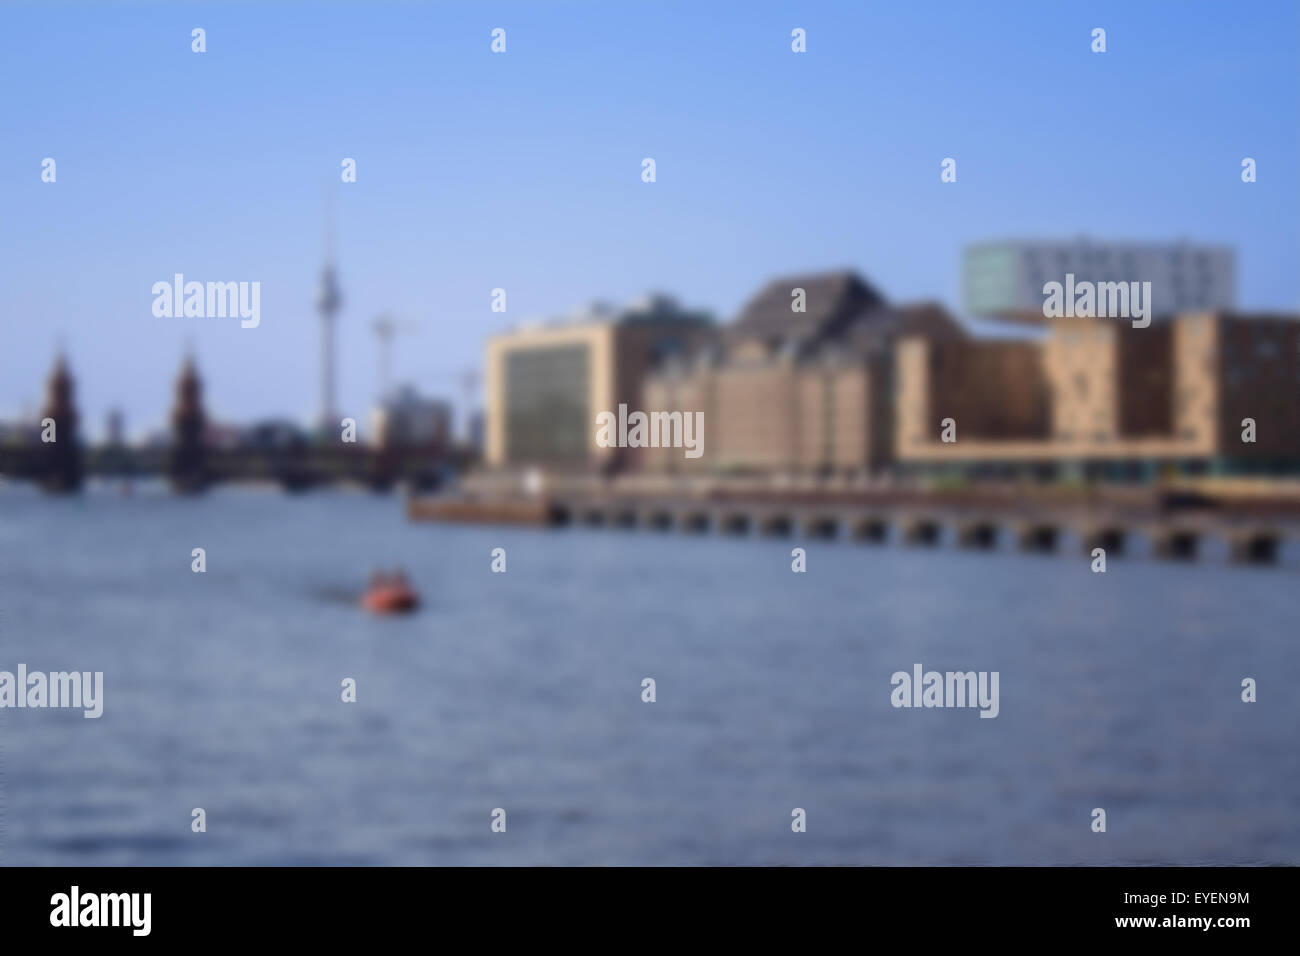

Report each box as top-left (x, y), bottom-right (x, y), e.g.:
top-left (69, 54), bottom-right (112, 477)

top-left (2, 0), bottom-right (1297, 440)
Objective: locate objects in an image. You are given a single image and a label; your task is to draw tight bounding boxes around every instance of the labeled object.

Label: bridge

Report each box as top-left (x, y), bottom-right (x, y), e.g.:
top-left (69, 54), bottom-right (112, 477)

top-left (0, 442), bottom-right (470, 493)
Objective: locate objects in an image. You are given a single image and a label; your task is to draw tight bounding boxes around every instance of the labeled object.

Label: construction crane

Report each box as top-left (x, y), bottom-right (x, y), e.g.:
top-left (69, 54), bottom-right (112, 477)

top-left (370, 313), bottom-right (420, 401)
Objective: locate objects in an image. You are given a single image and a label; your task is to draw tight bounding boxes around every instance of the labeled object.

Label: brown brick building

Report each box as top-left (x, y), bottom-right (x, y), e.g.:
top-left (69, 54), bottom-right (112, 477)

top-left (641, 271), bottom-right (965, 475)
top-left (896, 312), bottom-right (1300, 474)
top-left (484, 271), bottom-right (1298, 483)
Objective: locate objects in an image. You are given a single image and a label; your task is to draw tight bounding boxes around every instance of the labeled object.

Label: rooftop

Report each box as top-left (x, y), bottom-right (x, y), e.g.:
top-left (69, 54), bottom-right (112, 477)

top-left (729, 270), bottom-right (886, 348)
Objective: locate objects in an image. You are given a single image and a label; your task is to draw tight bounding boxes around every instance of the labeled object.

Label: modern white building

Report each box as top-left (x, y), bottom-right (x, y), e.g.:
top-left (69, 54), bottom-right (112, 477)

top-left (964, 238), bottom-right (1236, 322)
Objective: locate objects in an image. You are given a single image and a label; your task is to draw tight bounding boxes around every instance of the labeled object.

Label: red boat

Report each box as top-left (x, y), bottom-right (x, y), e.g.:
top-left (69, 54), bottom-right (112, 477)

top-left (361, 571), bottom-right (419, 614)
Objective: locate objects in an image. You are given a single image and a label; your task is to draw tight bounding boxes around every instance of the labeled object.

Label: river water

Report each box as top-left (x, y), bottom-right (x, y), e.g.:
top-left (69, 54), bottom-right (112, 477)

top-left (0, 483), bottom-right (1295, 865)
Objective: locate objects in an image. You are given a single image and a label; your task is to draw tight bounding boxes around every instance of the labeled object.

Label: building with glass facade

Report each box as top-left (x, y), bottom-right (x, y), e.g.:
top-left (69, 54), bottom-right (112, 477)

top-left (964, 239), bottom-right (1235, 322)
top-left (484, 296), bottom-right (713, 469)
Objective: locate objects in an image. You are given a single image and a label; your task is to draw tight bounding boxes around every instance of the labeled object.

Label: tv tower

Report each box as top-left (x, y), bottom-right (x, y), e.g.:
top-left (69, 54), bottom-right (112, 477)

top-left (316, 192), bottom-right (342, 432)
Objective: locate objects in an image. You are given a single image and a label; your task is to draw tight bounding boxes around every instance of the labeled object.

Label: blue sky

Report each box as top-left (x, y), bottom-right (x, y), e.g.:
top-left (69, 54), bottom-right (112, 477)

top-left (2, 0), bottom-right (1297, 438)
